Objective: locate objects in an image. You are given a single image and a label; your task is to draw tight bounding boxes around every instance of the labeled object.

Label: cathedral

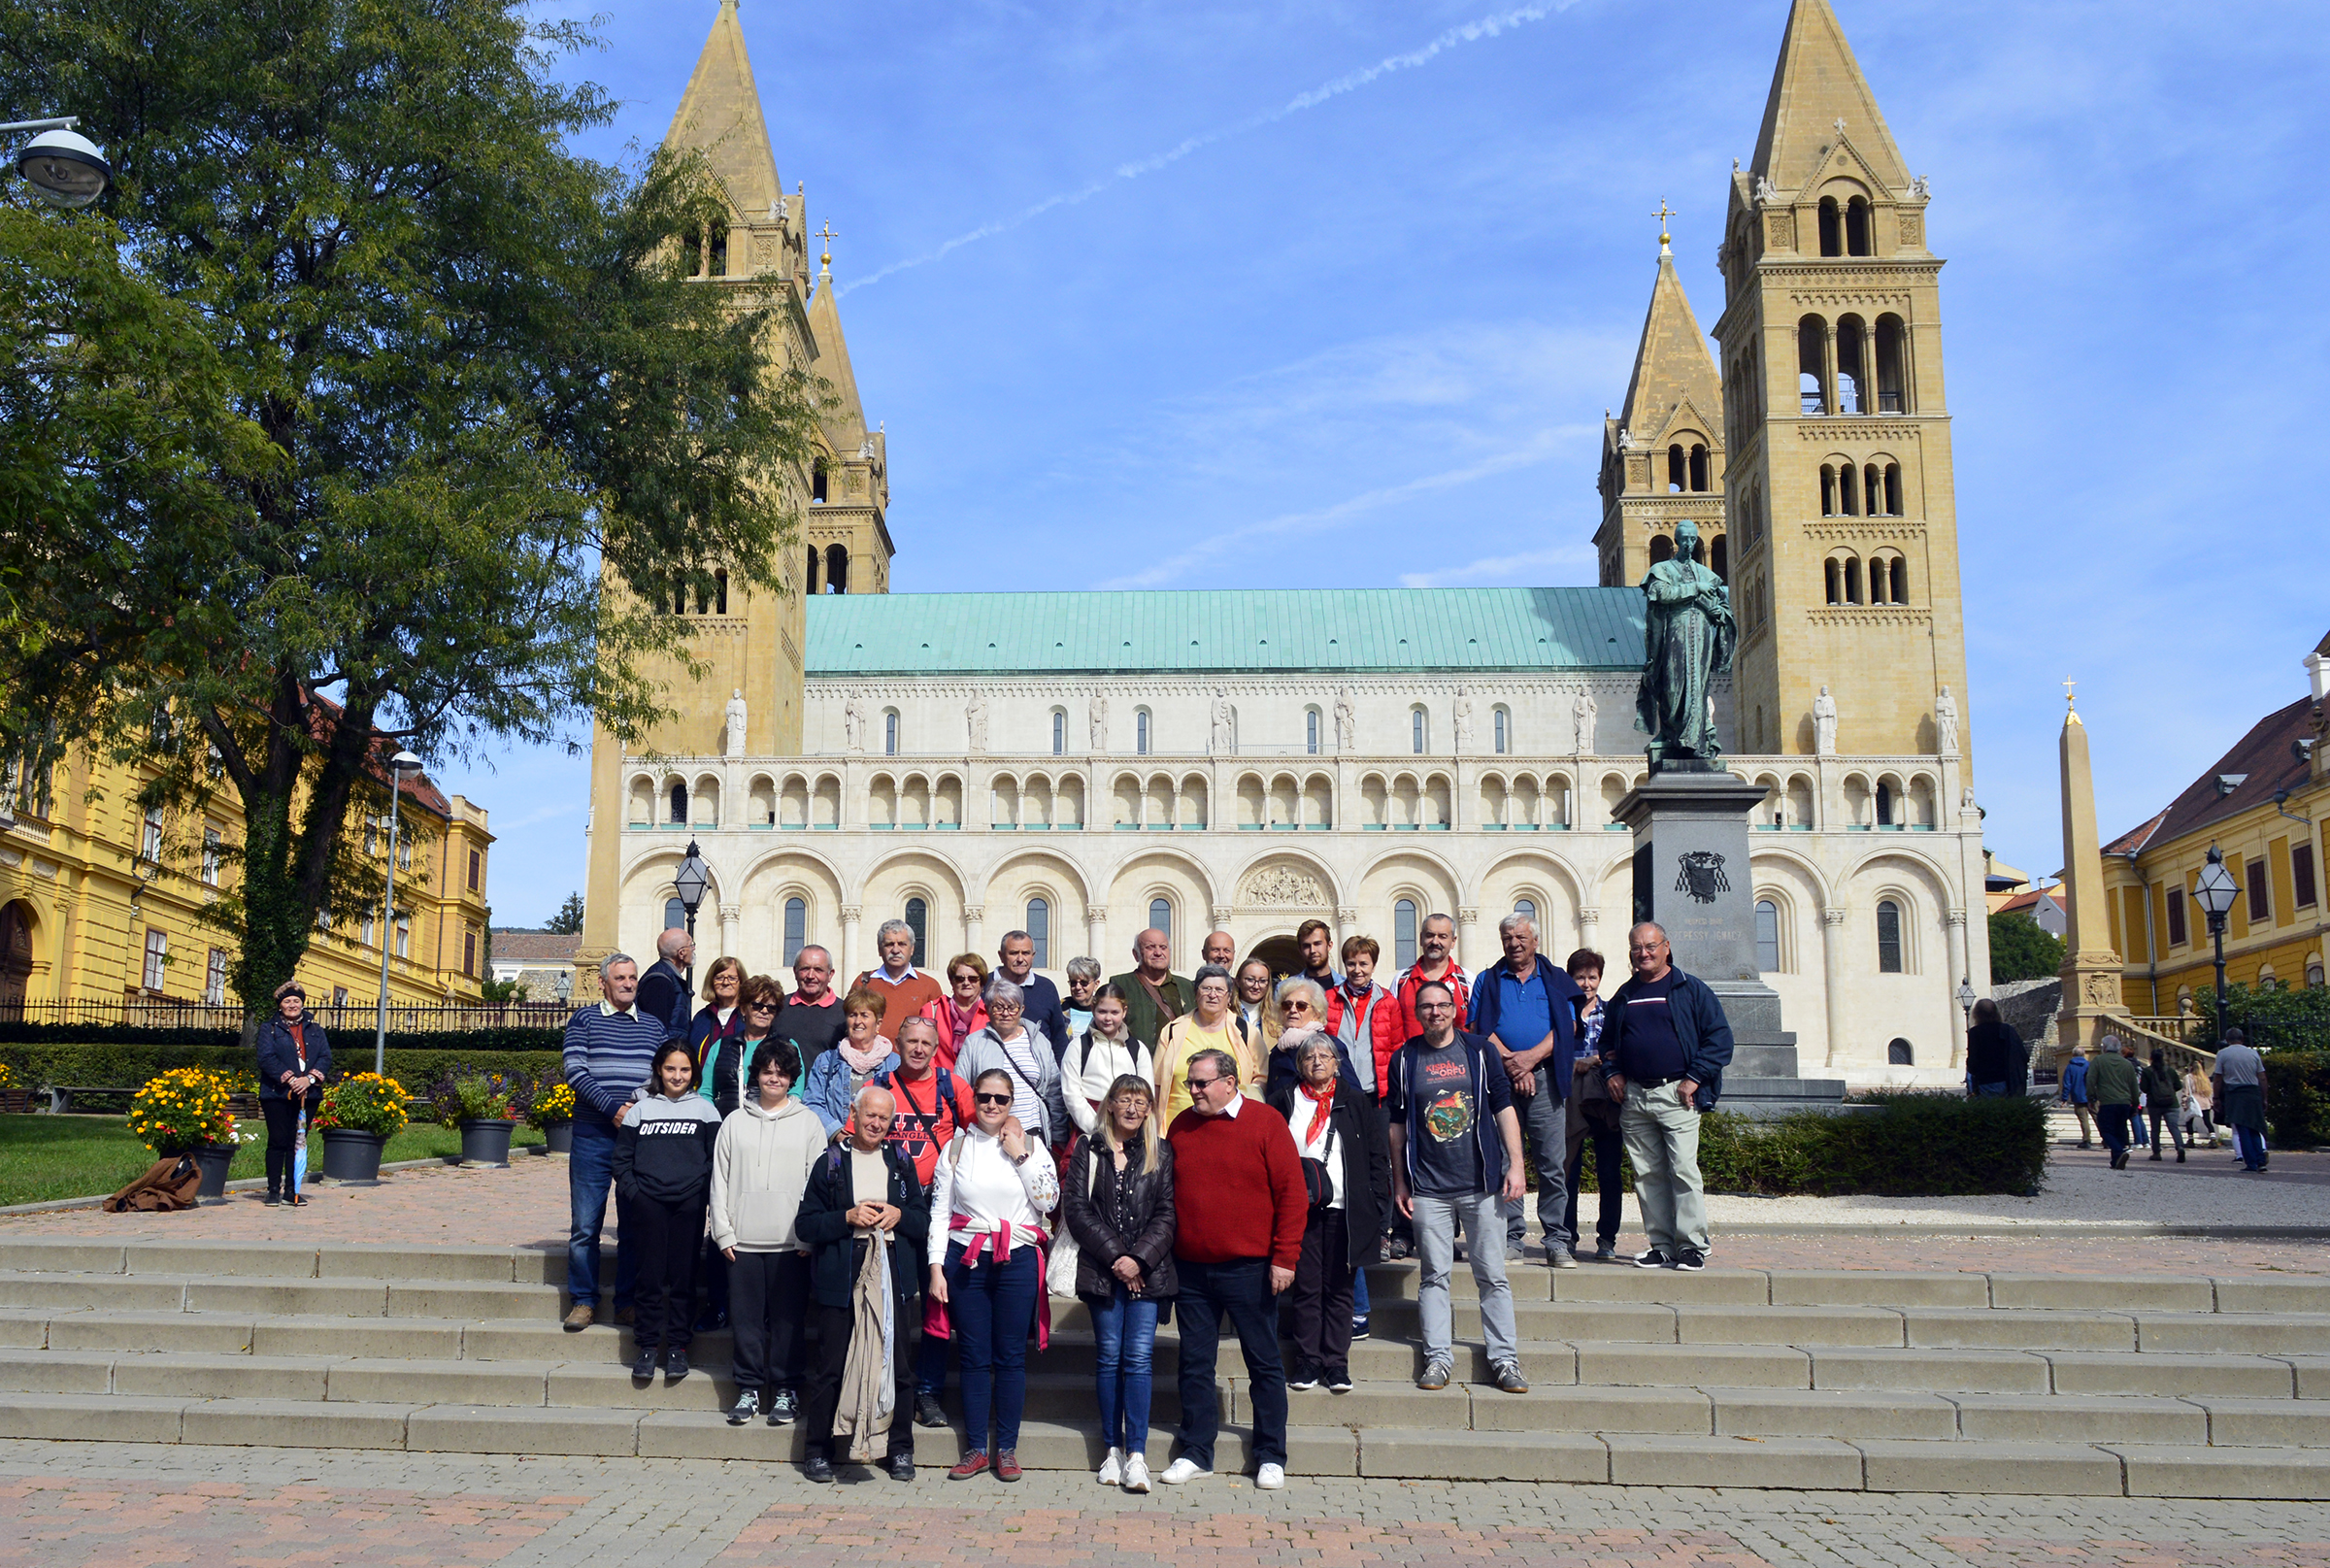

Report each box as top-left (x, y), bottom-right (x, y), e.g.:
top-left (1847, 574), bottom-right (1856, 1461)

top-left (579, 0), bottom-right (1987, 1086)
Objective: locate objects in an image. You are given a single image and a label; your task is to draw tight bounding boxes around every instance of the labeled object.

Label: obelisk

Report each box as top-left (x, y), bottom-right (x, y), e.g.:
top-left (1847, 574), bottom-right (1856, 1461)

top-left (2052, 686), bottom-right (2124, 1064)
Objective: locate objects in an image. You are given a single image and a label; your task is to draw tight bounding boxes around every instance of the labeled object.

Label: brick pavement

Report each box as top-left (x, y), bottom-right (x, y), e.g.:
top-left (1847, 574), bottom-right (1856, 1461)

top-left (0, 1442), bottom-right (2325, 1568)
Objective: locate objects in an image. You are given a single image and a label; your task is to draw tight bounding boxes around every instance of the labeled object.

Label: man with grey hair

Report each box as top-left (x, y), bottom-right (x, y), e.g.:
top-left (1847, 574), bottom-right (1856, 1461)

top-left (636, 926), bottom-right (695, 1046)
top-left (853, 917), bottom-right (941, 1040)
top-left (1599, 922), bottom-right (1735, 1270)
top-left (995, 930), bottom-right (1069, 1060)
top-left (559, 951), bottom-right (665, 1329)
top-left (2086, 1031), bottom-right (2141, 1169)
top-left (1471, 912), bottom-right (1585, 1267)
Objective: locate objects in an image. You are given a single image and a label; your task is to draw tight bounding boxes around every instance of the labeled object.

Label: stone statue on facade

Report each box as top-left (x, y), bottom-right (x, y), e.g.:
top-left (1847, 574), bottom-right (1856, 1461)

top-left (1087, 693), bottom-right (1108, 751)
top-left (843, 698), bottom-right (866, 754)
top-left (1210, 691), bottom-right (1234, 755)
top-left (1451, 688), bottom-right (1476, 753)
top-left (1934, 685), bottom-right (1959, 755)
top-left (1572, 688), bottom-right (1597, 754)
top-left (1814, 686), bottom-right (1838, 756)
top-left (1633, 519), bottom-right (1735, 767)
top-left (1334, 688), bottom-right (1355, 751)
top-left (724, 690), bottom-right (748, 758)
top-left (965, 693), bottom-right (987, 754)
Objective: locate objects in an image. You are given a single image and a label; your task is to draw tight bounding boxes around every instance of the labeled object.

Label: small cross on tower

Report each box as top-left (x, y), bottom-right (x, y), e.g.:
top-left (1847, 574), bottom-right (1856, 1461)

top-left (1653, 198), bottom-right (1676, 250)
top-left (1833, 116), bottom-right (1847, 135)
top-left (2062, 678), bottom-right (2078, 713)
top-left (816, 220), bottom-right (838, 269)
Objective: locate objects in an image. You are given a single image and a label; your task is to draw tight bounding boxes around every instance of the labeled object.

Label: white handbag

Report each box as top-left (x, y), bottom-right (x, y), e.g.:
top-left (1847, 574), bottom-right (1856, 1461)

top-left (1046, 1144), bottom-right (1100, 1297)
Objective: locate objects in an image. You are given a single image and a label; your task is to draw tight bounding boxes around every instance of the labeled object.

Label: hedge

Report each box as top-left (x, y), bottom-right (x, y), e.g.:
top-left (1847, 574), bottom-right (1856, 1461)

top-left (2263, 1050), bottom-right (2330, 1149)
top-left (0, 1043), bottom-right (564, 1094)
top-left (0, 1022), bottom-right (561, 1053)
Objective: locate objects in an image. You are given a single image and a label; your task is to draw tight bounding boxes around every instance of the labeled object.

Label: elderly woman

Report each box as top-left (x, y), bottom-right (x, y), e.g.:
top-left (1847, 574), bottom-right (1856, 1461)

top-left (1060, 1073), bottom-right (1177, 1492)
top-left (958, 979), bottom-right (1071, 1151)
top-left (1152, 964), bottom-right (1256, 1124)
top-left (1266, 1033), bottom-right (1389, 1393)
top-left (688, 955), bottom-right (749, 1080)
top-left (1063, 957), bottom-right (1104, 1039)
top-left (254, 981), bottom-right (332, 1208)
top-left (803, 988), bottom-right (896, 1140)
top-left (919, 953), bottom-right (990, 1072)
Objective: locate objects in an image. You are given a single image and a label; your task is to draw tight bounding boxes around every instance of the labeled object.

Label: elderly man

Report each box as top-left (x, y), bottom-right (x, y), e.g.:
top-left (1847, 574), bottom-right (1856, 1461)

top-left (1202, 930), bottom-right (1237, 970)
top-left (1472, 913), bottom-right (1584, 1268)
top-left (2212, 1027), bottom-right (2270, 1173)
top-left (854, 919), bottom-right (943, 1040)
top-left (995, 930), bottom-right (1069, 1059)
top-left (776, 945), bottom-right (846, 1067)
top-left (561, 953), bottom-right (668, 1330)
top-left (796, 1084), bottom-right (930, 1484)
top-left (2087, 1033), bottom-right (2141, 1169)
top-left (872, 1015), bottom-right (978, 1428)
top-left (1600, 923), bottom-right (1736, 1271)
top-left (635, 928), bottom-right (695, 1045)
top-left (1110, 928), bottom-right (1191, 1053)
top-left (1161, 1048), bottom-right (1308, 1490)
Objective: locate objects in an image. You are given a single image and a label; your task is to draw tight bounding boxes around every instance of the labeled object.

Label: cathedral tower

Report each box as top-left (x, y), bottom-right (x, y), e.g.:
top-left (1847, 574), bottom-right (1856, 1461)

top-left (1596, 221), bottom-right (1726, 589)
top-left (804, 238), bottom-right (894, 597)
top-left (1713, 0), bottom-right (1970, 764)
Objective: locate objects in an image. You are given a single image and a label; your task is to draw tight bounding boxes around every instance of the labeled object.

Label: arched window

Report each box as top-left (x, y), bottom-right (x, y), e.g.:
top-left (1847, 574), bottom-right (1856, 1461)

top-left (1411, 707), bottom-right (1428, 755)
top-left (883, 710), bottom-right (898, 756)
top-left (1798, 316), bottom-right (1829, 415)
top-left (1889, 556), bottom-right (1908, 605)
top-left (1817, 196), bottom-right (1843, 257)
top-left (1883, 462), bottom-right (1903, 517)
top-left (825, 545), bottom-right (849, 594)
top-left (668, 781), bottom-right (687, 824)
top-left (1876, 898), bottom-right (1904, 972)
top-left (904, 897), bottom-right (928, 968)
top-left (712, 570), bottom-right (728, 615)
top-left (1874, 316), bottom-right (1908, 413)
top-left (1820, 464), bottom-right (1838, 517)
top-left (1148, 896), bottom-right (1172, 946)
top-left (1667, 444), bottom-right (1686, 493)
top-left (1825, 556), bottom-right (1844, 606)
top-left (1394, 899), bottom-right (1419, 970)
top-left (1648, 533), bottom-right (1676, 565)
top-left (1135, 709), bottom-right (1151, 755)
top-left (1688, 444), bottom-right (1710, 492)
top-left (782, 897), bottom-right (807, 964)
top-left (1025, 897), bottom-right (1049, 968)
top-left (1514, 898), bottom-right (1537, 927)
top-left (812, 461), bottom-right (828, 504)
top-left (1876, 781), bottom-right (1895, 825)
top-left (1051, 711), bottom-right (1066, 755)
top-left (805, 547), bottom-right (819, 594)
top-left (1493, 707), bottom-right (1509, 755)
top-left (1887, 1037), bottom-right (1914, 1066)
top-left (1845, 195), bottom-right (1872, 256)
top-left (674, 582), bottom-right (688, 616)
top-left (1306, 709), bottom-right (1320, 755)
top-left (664, 897), bottom-right (685, 930)
top-left (1755, 898), bottom-right (1781, 972)
top-left (1869, 555), bottom-right (1891, 606)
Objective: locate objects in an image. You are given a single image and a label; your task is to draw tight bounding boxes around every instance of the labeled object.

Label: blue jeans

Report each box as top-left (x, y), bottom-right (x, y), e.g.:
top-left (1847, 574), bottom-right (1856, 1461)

top-left (1972, 1082), bottom-right (2009, 1096)
top-left (1174, 1255), bottom-right (1287, 1471)
top-left (2097, 1104), bottom-right (2133, 1162)
top-left (566, 1116), bottom-right (638, 1310)
top-left (946, 1241), bottom-right (1039, 1455)
top-left (2234, 1124), bottom-right (2268, 1169)
top-left (1088, 1284), bottom-right (1160, 1455)
top-left (1352, 1263), bottom-right (1371, 1320)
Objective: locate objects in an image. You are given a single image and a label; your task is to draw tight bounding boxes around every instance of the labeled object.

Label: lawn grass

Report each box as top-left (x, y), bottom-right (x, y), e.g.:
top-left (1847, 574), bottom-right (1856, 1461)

top-left (0, 1115), bottom-right (548, 1207)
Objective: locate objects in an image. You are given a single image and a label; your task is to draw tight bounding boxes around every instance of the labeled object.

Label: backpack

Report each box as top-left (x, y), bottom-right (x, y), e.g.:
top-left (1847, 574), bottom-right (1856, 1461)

top-left (879, 1064), bottom-right (961, 1170)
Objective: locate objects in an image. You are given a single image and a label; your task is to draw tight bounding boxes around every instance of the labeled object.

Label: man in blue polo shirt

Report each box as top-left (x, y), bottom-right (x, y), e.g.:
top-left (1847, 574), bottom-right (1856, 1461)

top-left (1471, 913), bottom-right (1583, 1268)
top-left (1600, 921), bottom-right (1735, 1271)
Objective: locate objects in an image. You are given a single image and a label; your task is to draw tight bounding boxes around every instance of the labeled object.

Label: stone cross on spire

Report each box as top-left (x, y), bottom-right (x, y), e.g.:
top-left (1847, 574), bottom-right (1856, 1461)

top-left (816, 220), bottom-right (838, 274)
top-left (1653, 198), bottom-right (1676, 252)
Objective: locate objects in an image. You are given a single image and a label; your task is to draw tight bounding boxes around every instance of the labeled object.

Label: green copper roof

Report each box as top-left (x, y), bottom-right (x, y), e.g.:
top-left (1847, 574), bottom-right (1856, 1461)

top-left (806, 587), bottom-right (1647, 676)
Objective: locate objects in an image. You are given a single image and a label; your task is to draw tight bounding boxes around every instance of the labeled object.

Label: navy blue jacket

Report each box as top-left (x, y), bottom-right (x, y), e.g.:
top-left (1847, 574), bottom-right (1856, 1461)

top-left (1469, 956), bottom-right (1584, 1103)
top-left (1262, 1031), bottom-right (1358, 1102)
top-left (255, 1016), bottom-right (333, 1101)
top-left (796, 1142), bottom-right (932, 1311)
top-left (1597, 966), bottom-right (1736, 1110)
top-left (634, 958), bottom-right (691, 1046)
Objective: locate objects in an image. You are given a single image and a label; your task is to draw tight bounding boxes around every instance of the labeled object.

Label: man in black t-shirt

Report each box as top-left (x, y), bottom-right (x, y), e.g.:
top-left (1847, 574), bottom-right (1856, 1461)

top-left (1600, 922), bottom-right (1735, 1271)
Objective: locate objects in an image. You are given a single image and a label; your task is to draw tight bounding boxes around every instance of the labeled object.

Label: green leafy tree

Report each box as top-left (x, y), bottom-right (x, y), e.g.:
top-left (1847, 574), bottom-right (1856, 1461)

top-left (545, 892), bottom-right (587, 936)
top-left (0, 0), bottom-right (816, 1018)
top-left (1987, 911), bottom-right (2064, 985)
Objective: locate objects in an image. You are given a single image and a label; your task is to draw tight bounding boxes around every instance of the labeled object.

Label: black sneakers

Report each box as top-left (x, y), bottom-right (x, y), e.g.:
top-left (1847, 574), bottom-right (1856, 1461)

top-left (664, 1347), bottom-right (690, 1382)
top-left (1673, 1248), bottom-right (1707, 1271)
top-left (1633, 1248), bottom-right (1674, 1269)
top-left (766, 1387), bottom-right (798, 1426)
top-left (914, 1392), bottom-right (948, 1428)
top-left (726, 1389), bottom-right (758, 1426)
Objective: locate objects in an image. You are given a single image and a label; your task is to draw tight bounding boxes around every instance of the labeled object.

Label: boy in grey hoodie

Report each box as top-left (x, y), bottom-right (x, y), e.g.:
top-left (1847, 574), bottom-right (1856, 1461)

top-left (710, 1040), bottom-right (824, 1424)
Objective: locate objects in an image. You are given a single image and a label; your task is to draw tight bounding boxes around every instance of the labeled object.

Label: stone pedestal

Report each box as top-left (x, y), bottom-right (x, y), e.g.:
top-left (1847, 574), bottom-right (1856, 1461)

top-left (1614, 764), bottom-right (1846, 1113)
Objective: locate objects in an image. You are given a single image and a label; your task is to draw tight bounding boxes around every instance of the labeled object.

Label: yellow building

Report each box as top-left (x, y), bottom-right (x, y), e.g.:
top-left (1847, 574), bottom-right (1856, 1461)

top-left (0, 722), bottom-right (495, 1020)
top-left (2100, 632), bottom-right (2330, 1018)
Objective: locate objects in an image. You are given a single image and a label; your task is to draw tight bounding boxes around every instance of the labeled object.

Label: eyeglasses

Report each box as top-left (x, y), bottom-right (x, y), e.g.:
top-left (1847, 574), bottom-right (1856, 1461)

top-left (951, 974), bottom-right (981, 985)
top-left (745, 1001), bottom-right (777, 1012)
top-left (1185, 1074), bottom-right (1222, 1089)
top-left (1280, 1000), bottom-right (1311, 1013)
top-left (1416, 1001), bottom-right (1454, 1014)
top-left (974, 1092), bottom-right (1014, 1107)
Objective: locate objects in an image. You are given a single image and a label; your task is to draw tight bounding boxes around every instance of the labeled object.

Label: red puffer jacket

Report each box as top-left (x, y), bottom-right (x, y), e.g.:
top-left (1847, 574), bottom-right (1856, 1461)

top-left (1323, 981), bottom-right (1411, 1099)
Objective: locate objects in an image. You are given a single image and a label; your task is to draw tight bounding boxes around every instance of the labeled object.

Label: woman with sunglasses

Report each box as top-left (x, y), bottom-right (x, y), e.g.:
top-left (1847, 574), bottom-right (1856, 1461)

top-left (927, 1067), bottom-right (1059, 1483)
top-left (702, 972), bottom-right (782, 1119)
top-left (688, 956), bottom-right (751, 1107)
top-left (918, 953), bottom-right (990, 1072)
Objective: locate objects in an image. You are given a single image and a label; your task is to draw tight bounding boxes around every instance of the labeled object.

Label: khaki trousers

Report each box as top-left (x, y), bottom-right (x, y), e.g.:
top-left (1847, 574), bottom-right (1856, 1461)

top-left (1618, 1079), bottom-right (1708, 1256)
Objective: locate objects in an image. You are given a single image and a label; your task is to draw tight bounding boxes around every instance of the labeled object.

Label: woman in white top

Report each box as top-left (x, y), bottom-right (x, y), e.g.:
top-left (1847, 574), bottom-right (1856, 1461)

top-left (1061, 984), bottom-right (1151, 1135)
top-left (927, 1067), bottom-right (1059, 1482)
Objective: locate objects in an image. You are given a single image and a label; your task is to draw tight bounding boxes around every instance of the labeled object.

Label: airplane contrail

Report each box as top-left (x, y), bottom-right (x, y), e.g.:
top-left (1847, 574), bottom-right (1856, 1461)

top-left (839, 0), bottom-right (1582, 295)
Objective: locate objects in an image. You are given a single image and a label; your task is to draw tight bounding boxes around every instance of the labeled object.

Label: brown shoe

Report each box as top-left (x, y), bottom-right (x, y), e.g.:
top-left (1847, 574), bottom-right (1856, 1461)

top-left (993, 1451), bottom-right (1021, 1483)
top-left (612, 1305), bottom-right (636, 1326)
top-left (561, 1303), bottom-right (594, 1332)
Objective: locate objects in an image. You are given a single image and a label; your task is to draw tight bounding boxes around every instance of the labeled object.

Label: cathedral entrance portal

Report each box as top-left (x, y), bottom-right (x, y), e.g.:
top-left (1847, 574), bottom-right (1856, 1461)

top-left (1244, 934), bottom-right (1302, 979)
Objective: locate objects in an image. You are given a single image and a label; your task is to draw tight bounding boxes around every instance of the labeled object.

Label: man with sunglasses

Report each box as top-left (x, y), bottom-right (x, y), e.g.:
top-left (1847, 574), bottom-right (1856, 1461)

top-left (1160, 1049), bottom-right (1308, 1491)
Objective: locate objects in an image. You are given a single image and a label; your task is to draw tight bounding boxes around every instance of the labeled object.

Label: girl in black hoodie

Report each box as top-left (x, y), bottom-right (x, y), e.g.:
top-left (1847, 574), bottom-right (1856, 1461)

top-left (615, 1043), bottom-right (722, 1381)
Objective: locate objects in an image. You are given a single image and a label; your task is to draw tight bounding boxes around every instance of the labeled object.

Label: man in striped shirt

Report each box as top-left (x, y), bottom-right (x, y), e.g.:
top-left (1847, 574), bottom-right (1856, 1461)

top-left (562, 952), bottom-right (668, 1330)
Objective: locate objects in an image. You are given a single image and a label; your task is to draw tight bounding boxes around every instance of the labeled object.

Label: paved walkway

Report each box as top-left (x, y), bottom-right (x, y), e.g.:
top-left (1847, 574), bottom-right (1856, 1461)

top-left (6, 1146), bottom-right (2326, 1276)
top-left (0, 1442), bottom-right (2323, 1568)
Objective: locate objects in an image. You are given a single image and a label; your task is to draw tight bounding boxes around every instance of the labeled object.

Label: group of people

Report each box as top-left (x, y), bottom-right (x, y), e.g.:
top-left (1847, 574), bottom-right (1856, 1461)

top-left (2057, 1029), bottom-right (2269, 1172)
top-left (556, 912), bottom-right (1738, 1486)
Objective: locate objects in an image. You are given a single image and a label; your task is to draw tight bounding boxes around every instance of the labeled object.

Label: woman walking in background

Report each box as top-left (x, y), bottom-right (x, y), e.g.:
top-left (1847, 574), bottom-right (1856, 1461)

top-left (1060, 1073), bottom-right (1177, 1492)
top-left (255, 982), bottom-right (331, 1208)
top-left (614, 1043), bottom-right (722, 1381)
top-left (2058, 1046), bottom-right (2095, 1148)
top-left (2143, 1047), bottom-right (2186, 1162)
top-left (928, 1067), bottom-right (1059, 1482)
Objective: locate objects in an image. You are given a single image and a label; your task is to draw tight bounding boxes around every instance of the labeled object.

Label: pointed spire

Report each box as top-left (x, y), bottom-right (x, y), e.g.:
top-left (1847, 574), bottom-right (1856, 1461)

top-left (1748, 0), bottom-right (1910, 194)
top-left (806, 243), bottom-right (868, 452)
top-left (1617, 240), bottom-right (1721, 439)
top-left (664, 0), bottom-right (782, 217)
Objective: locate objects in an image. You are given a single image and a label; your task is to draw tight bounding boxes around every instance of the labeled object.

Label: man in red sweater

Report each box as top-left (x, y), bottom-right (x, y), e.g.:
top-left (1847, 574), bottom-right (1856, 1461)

top-left (1162, 1048), bottom-right (1307, 1491)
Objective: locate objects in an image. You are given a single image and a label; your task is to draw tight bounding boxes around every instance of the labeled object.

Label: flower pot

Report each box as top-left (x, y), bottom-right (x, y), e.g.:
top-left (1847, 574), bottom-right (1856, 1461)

top-left (457, 1118), bottom-right (517, 1167)
top-left (193, 1142), bottom-right (237, 1203)
top-left (541, 1120), bottom-right (573, 1154)
top-left (320, 1127), bottom-right (388, 1184)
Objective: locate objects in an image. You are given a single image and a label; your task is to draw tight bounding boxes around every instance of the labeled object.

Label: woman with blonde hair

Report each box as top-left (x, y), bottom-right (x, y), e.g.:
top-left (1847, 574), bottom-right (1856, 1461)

top-left (1152, 965), bottom-right (1255, 1123)
top-left (1059, 1073), bottom-right (1177, 1491)
top-left (1233, 957), bottom-right (1282, 1054)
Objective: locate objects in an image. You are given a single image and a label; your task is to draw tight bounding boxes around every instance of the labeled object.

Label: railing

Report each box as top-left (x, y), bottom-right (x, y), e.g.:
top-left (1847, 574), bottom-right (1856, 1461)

top-left (2128, 1015), bottom-right (2203, 1045)
top-left (0, 998), bottom-right (573, 1034)
top-left (2110, 1016), bottom-right (2214, 1075)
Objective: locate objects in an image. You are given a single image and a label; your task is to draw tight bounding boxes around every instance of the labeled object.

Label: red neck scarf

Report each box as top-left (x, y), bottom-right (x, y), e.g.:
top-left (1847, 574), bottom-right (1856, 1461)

top-left (1298, 1079), bottom-right (1336, 1149)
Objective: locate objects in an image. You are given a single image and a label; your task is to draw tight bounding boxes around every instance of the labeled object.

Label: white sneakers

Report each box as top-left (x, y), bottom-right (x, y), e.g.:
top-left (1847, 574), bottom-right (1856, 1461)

top-left (1121, 1453), bottom-right (1151, 1493)
top-left (1256, 1463), bottom-right (1286, 1490)
top-left (1097, 1448), bottom-right (1122, 1486)
top-left (1156, 1454), bottom-right (1285, 1488)
top-left (1158, 1456), bottom-right (1210, 1485)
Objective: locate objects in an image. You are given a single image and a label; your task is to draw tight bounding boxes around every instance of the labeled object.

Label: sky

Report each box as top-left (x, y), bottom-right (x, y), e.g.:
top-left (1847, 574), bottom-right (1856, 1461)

top-left (442, 0), bottom-right (2330, 925)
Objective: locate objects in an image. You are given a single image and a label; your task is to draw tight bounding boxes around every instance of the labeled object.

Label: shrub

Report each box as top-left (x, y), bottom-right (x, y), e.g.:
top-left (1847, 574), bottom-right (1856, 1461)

top-left (425, 1068), bottom-right (536, 1127)
top-left (0, 1044), bottom-right (561, 1093)
top-left (2190, 984), bottom-right (2330, 1055)
top-left (0, 1021), bottom-right (563, 1052)
top-left (1696, 1090), bottom-right (2049, 1197)
top-left (314, 1074), bottom-right (411, 1138)
top-left (2261, 1050), bottom-right (2330, 1149)
top-left (125, 1068), bottom-right (238, 1154)
top-left (529, 1082), bottom-right (575, 1128)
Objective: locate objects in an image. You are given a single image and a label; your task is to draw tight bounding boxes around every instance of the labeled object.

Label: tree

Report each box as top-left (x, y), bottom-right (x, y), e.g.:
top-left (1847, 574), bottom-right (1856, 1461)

top-left (0, 0), bottom-right (817, 1018)
top-left (1987, 912), bottom-right (2064, 986)
top-left (545, 892), bottom-right (587, 936)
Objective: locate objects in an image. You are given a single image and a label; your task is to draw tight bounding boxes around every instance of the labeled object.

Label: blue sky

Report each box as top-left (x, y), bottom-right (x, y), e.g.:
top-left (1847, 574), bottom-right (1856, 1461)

top-left (446, 0), bottom-right (2330, 924)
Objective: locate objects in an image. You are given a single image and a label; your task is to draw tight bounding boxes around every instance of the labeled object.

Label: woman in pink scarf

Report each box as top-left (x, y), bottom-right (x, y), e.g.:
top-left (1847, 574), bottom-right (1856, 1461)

top-left (917, 953), bottom-right (989, 1072)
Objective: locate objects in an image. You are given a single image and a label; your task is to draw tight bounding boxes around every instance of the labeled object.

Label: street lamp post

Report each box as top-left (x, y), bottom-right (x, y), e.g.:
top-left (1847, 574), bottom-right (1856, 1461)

top-left (2191, 844), bottom-right (2241, 1049)
top-left (373, 751), bottom-right (424, 1075)
top-left (672, 841), bottom-right (712, 987)
top-left (6, 117), bottom-right (111, 207)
